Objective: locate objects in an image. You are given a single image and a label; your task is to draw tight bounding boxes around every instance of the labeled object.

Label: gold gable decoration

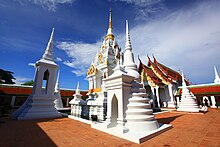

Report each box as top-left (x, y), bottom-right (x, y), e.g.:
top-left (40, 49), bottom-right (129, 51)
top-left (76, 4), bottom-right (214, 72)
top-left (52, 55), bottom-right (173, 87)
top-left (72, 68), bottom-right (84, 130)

top-left (141, 70), bottom-right (156, 88)
top-left (87, 65), bottom-right (98, 76)
top-left (150, 65), bottom-right (170, 85)
top-left (98, 53), bottom-right (103, 64)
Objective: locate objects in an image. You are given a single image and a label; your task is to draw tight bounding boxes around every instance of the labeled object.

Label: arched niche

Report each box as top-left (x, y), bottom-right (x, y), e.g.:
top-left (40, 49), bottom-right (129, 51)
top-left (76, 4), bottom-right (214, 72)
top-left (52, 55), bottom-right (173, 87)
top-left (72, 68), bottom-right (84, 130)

top-left (42, 69), bottom-right (49, 94)
top-left (110, 94), bottom-right (118, 127)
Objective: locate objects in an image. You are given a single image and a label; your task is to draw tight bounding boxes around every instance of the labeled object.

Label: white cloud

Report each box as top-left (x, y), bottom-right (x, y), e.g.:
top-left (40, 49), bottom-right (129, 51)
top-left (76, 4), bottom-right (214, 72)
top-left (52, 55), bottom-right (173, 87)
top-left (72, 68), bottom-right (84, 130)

top-left (14, 77), bottom-right (32, 85)
top-left (28, 62), bottom-right (35, 67)
top-left (56, 57), bottom-right (62, 62)
top-left (119, 0), bottom-right (220, 84)
top-left (114, 0), bottom-right (167, 22)
top-left (114, 0), bottom-right (162, 6)
top-left (57, 0), bottom-right (220, 84)
top-left (56, 41), bottom-right (102, 76)
top-left (17, 0), bottom-right (75, 12)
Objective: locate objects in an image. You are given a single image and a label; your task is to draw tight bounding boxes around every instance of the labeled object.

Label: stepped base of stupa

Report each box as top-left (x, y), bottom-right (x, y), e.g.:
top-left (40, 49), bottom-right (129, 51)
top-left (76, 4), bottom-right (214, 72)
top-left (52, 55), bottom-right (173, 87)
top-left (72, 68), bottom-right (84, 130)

top-left (12, 95), bottom-right (62, 120)
top-left (177, 97), bottom-right (200, 112)
top-left (92, 122), bottom-right (171, 144)
top-left (92, 92), bottom-right (172, 144)
top-left (167, 101), bottom-right (176, 108)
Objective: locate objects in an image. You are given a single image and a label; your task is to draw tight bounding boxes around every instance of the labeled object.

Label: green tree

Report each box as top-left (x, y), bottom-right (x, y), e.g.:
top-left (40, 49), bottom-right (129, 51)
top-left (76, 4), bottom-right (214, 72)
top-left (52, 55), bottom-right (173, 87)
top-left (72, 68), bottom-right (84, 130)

top-left (22, 80), bottom-right (34, 86)
top-left (0, 68), bottom-right (15, 84)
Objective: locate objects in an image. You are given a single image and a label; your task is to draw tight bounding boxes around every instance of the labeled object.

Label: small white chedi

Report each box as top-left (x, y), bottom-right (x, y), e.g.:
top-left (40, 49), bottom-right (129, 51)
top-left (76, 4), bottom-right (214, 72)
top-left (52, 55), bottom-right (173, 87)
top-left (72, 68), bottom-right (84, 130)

top-left (92, 20), bottom-right (171, 144)
top-left (12, 28), bottom-right (62, 120)
top-left (177, 72), bottom-right (200, 112)
top-left (69, 82), bottom-right (87, 117)
top-left (214, 65), bottom-right (220, 84)
top-left (54, 70), bottom-right (64, 109)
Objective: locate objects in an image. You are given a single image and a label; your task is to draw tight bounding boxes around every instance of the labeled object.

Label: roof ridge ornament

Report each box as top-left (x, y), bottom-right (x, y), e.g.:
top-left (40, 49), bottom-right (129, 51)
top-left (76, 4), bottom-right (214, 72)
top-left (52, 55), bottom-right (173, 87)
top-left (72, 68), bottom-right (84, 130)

top-left (42, 28), bottom-right (55, 61)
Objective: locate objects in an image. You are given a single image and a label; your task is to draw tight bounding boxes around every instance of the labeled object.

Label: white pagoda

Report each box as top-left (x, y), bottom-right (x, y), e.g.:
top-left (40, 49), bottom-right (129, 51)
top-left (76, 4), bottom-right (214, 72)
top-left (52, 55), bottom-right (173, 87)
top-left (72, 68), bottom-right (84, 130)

top-left (86, 9), bottom-right (121, 121)
top-left (177, 72), bottom-right (200, 112)
top-left (12, 28), bottom-right (62, 120)
top-left (54, 70), bottom-right (64, 109)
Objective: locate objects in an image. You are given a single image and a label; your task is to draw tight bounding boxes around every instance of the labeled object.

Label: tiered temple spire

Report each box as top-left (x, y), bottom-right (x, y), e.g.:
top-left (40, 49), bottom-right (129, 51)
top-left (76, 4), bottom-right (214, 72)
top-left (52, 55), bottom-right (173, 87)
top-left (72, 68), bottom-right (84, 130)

top-left (108, 8), bottom-right (112, 29)
top-left (123, 20), bottom-right (139, 81)
top-left (214, 66), bottom-right (220, 83)
top-left (125, 20), bottom-right (132, 51)
top-left (177, 71), bottom-right (200, 112)
top-left (42, 28), bottom-right (55, 61)
top-left (182, 71), bottom-right (187, 87)
top-left (76, 82), bottom-right (80, 95)
top-left (55, 70), bottom-right (60, 93)
top-left (106, 8), bottom-right (114, 40)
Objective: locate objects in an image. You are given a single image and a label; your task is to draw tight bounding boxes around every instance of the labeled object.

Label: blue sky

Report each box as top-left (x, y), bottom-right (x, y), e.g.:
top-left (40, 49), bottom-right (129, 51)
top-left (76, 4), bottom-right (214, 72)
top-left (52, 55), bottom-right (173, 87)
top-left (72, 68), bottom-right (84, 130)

top-left (0, 0), bottom-right (220, 90)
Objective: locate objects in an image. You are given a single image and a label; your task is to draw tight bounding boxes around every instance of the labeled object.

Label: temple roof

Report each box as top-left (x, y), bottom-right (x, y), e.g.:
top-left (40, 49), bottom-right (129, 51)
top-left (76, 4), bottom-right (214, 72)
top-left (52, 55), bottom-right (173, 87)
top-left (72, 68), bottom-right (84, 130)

top-left (138, 56), bottom-right (189, 86)
top-left (175, 83), bottom-right (220, 96)
top-left (138, 59), bottom-right (164, 86)
top-left (0, 84), bottom-right (88, 97)
top-left (153, 56), bottom-right (182, 83)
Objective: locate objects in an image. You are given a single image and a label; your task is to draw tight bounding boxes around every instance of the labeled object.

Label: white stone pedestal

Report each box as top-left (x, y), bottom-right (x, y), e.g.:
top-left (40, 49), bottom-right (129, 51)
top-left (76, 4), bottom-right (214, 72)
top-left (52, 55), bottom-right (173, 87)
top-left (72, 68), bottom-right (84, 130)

top-left (92, 122), bottom-right (171, 144)
top-left (13, 94), bottom-right (62, 120)
top-left (167, 101), bottom-right (176, 108)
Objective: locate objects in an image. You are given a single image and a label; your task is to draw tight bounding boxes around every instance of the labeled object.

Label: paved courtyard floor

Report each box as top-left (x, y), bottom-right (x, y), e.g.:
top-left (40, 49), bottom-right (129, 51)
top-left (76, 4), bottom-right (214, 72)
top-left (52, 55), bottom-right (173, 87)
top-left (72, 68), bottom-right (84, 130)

top-left (0, 109), bottom-right (220, 147)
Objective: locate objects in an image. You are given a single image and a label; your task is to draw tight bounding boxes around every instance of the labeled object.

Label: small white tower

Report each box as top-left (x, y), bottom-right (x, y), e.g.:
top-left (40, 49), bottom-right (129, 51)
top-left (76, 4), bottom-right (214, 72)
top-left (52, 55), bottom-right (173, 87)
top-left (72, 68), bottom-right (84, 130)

top-left (69, 82), bottom-right (83, 117)
top-left (214, 66), bottom-right (220, 84)
top-left (54, 70), bottom-right (64, 109)
top-left (177, 72), bottom-right (200, 112)
top-left (123, 20), bottom-right (140, 81)
top-left (12, 28), bottom-right (62, 120)
top-left (74, 82), bottom-right (82, 100)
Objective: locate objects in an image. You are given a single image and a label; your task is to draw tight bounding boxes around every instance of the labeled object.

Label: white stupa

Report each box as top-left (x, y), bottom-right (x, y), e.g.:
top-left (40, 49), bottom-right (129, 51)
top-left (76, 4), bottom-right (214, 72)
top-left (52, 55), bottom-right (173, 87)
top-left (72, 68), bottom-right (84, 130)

top-left (69, 82), bottom-right (85, 117)
top-left (54, 70), bottom-right (64, 109)
top-left (177, 72), bottom-right (200, 112)
top-left (71, 82), bottom-right (82, 101)
top-left (123, 20), bottom-right (140, 82)
top-left (214, 66), bottom-right (220, 84)
top-left (124, 20), bottom-right (159, 133)
top-left (12, 28), bottom-right (62, 120)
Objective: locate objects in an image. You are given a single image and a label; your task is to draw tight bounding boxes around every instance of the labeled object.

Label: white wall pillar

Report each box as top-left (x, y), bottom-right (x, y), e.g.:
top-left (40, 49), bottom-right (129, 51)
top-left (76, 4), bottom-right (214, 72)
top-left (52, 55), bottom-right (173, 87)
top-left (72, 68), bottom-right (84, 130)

top-left (176, 97), bottom-right (180, 107)
top-left (168, 84), bottom-right (174, 103)
top-left (155, 86), bottom-right (160, 108)
top-left (66, 98), bottom-right (69, 107)
top-left (93, 76), bottom-right (97, 89)
top-left (88, 78), bottom-right (92, 89)
top-left (10, 96), bottom-right (16, 108)
top-left (210, 96), bottom-right (216, 108)
top-left (150, 86), bottom-right (156, 108)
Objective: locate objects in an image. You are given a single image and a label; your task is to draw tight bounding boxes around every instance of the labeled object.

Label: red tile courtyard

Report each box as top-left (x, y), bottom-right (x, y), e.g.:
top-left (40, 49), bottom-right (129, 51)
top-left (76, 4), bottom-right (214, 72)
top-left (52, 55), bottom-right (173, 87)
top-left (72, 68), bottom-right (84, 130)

top-left (0, 109), bottom-right (220, 147)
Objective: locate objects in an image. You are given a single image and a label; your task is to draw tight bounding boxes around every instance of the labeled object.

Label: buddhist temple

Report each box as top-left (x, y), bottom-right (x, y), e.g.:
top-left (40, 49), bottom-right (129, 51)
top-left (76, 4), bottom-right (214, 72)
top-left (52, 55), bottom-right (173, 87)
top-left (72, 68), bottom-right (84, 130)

top-left (138, 56), bottom-right (188, 108)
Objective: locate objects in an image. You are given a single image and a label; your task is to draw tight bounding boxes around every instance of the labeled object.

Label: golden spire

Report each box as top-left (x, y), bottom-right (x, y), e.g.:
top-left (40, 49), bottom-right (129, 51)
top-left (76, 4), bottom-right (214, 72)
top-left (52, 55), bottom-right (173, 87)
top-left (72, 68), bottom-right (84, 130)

top-left (105, 8), bottom-right (114, 40)
top-left (109, 8), bottom-right (112, 28)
